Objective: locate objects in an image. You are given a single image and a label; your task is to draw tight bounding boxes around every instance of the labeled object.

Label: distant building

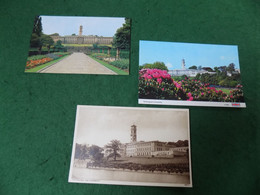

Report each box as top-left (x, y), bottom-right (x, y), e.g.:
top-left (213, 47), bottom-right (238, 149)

top-left (168, 59), bottom-right (216, 77)
top-left (123, 125), bottom-right (188, 158)
top-left (50, 25), bottom-right (113, 45)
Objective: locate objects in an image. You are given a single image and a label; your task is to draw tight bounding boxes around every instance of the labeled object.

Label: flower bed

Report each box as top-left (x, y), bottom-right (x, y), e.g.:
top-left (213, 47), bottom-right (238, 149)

top-left (25, 52), bottom-right (69, 70)
top-left (139, 69), bottom-right (244, 102)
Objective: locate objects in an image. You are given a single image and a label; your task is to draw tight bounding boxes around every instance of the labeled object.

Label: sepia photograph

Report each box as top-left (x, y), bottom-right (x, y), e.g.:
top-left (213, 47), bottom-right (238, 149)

top-left (138, 40), bottom-right (246, 108)
top-left (25, 15), bottom-right (130, 75)
top-left (68, 105), bottom-right (192, 187)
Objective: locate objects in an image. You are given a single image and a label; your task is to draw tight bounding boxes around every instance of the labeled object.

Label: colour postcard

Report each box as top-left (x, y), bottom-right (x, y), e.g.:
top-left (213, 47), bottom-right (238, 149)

top-left (138, 40), bottom-right (246, 108)
top-left (68, 105), bottom-right (192, 187)
top-left (25, 15), bottom-right (130, 75)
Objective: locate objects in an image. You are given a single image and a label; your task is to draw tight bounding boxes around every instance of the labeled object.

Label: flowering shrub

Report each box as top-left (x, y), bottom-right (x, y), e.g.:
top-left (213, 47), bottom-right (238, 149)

top-left (139, 69), bottom-right (187, 100)
top-left (139, 69), bottom-right (245, 102)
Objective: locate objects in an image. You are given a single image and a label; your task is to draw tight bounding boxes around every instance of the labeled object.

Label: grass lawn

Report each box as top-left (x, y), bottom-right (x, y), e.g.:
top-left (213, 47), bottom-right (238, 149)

top-left (216, 87), bottom-right (234, 94)
top-left (25, 55), bottom-right (70, 73)
top-left (89, 55), bottom-right (129, 75)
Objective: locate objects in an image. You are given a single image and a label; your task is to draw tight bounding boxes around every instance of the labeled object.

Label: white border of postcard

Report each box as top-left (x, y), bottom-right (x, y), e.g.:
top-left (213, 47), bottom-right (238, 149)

top-left (68, 105), bottom-right (192, 187)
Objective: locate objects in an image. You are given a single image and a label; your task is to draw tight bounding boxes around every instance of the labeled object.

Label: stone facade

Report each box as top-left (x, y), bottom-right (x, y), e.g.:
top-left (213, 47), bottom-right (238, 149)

top-left (50, 35), bottom-right (113, 45)
top-left (50, 25), bottom-right (113, 45)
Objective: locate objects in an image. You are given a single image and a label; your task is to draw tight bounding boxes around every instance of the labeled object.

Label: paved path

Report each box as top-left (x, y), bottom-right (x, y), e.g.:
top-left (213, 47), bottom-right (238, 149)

top-left (39, 52), bottom-right (117, 75)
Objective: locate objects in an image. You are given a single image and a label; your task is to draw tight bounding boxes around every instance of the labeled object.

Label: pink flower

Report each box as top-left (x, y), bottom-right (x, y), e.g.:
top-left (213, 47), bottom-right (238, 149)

top-left (162, 88), bottom-right (164, 91)
top-left (157, 78), bottom-right (162, 84)
top-left (201, 92), bottom-right (204, 96)
top-left (187, 97), bottom-right (193, 101)
top-left (147, 75), bottom-right (152, 79)
top-left (187, 92), bottom-right (192, 97)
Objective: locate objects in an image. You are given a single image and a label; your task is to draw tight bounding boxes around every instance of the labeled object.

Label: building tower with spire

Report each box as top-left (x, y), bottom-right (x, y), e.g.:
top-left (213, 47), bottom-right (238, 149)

top-left (130, 125), bottom-right (137, 142)
top-left (79, 25), bottom-right (83, 36)
top-left (182, 59), bottom-right (186, 69)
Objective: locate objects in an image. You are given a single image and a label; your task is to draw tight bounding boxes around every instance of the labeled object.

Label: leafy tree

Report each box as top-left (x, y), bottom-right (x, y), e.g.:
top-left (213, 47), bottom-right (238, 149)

top-left (105, 140), bottom-right (122, 161)
top-left (113, 18), bottom-right (131, 49)
top-left (74, 144), bottom-right (89, 160)
top-left (71, 33), bottom-right (76, 36)
top-left (49, 33), bottom-right (59, 36)
top-left (30, 33), bottom-right (41, 48)
top-left (227, 63), bottom-right (235, 72)
top-left (153, 62), bottom-right (168, 71)
top-left (189, 65), bottom-right (197, 70)
top-left (41, 34), bottom-right (54, 53)
top-left (54, 40), bottom-right (65, 52)
top-left (88, 145), bottom-right (104, 162)
top-left (140, 62), bottom-right (168, 71)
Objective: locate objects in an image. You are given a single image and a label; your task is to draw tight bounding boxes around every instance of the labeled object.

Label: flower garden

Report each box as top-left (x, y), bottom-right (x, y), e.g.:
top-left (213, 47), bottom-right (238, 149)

top-left (25, 52), bottom-right (70, 70)
top-left (89, 49), bottom-right (129, 75)
top-left (139, 69), bottom-right (244, 102)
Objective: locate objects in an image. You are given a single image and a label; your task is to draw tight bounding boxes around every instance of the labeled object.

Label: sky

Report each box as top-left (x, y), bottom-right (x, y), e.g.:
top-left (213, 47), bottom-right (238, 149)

top-left (139, 40), bottom-right (240, 70)
top-left (73, 106), bottom-right (190, 147)
top-left (40, 15), bottom-right (125, 37)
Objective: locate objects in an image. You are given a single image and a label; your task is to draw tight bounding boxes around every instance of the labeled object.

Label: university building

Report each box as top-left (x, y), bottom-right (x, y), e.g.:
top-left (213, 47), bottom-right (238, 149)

top-left (50, 25), bottom-right (113, 45)
top-left (118, 125), bottom-right (188, 158)
top-left (168, 59), bottom-right (216, 77)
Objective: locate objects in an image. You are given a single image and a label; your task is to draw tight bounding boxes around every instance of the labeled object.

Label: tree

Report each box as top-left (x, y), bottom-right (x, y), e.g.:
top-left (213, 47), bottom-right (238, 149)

top-left (189, 65), bottom-right (197, 70)
top-left (227, 63), bottom-right (235, 72)
top-left (41, 34), bottom-right (54, 53)
top-left (30, 16), bottom-right (43, 53)
top-left (140, 62), bottom-right (168, 71)
top-left (30, 33), bottom-right (41, 48)
top-left (88, 145), bottom-right (104, 162)
top-left (54, 40), bottom-right (65, 52)
top-left (152, 62), bottom-right (168, 71)
top-left (105, 140), bottom-right (122, 161)
top-left (74, 144), bottom-right (89, 160)
top-left (112, 18), bottom-right (131, 49)
top-left (32, 16), bottom-right (42, 36)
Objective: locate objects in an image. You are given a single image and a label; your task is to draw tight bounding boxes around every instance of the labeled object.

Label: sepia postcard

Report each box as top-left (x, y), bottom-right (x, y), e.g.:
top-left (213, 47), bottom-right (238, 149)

top-left (25, 15), bottom-right (130, 75)
top-left (138, 40), bottom-right (246, 108)
top-left (68, 105), bottom-right (192, 187)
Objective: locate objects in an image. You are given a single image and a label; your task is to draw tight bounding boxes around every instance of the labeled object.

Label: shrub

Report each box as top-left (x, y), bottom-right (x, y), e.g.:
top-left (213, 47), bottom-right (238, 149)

top-left (139, 69), bottom-right (187, 100)
top-left (138, 69), bottom-right (245, 102)
top-left (91, 53), bottom-right (109, 60)
top-left (110, 59), bottom-right (129, 70)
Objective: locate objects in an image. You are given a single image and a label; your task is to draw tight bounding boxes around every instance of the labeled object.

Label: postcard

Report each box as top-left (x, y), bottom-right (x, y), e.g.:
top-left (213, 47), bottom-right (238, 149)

top-left (138, 40), bottom-right (246, 108)
top-left (25, 15), bottom-right (130, 75)
top-left (68, 105), bottom-right (192, 187)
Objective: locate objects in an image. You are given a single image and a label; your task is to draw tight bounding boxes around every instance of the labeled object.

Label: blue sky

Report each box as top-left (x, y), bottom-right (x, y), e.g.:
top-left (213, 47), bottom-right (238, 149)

top-left (139, 40), bottom-right (240, 70)
top-left (40, 15), bottom-right (125, 37)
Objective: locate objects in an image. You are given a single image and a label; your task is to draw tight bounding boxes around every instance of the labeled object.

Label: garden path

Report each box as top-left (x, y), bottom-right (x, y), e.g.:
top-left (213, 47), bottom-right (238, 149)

top-left (39, 52), bottom-right (117, 75)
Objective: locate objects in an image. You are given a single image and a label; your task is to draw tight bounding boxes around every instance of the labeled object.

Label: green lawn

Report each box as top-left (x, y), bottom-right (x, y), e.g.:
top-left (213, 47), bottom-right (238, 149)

top-left (25, 55), bottom-right (69, 73)
top-left (89, 55), bottom-right (129, 75)
top-left (216, 87), bottom-right (234, 94)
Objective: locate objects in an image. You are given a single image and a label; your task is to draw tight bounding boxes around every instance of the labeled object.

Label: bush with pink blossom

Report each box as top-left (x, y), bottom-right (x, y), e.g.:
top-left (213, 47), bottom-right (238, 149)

top-left (139, 69), bottom-right (245, 102)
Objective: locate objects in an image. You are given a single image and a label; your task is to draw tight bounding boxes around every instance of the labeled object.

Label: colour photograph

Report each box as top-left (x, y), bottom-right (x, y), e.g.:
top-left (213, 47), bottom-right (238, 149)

top-left (25, 16), bottom-right (130, 75)
top-left (68, 106), bottom-right (192, 187)
top-left (138, 40), bottom-right (246, 108)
